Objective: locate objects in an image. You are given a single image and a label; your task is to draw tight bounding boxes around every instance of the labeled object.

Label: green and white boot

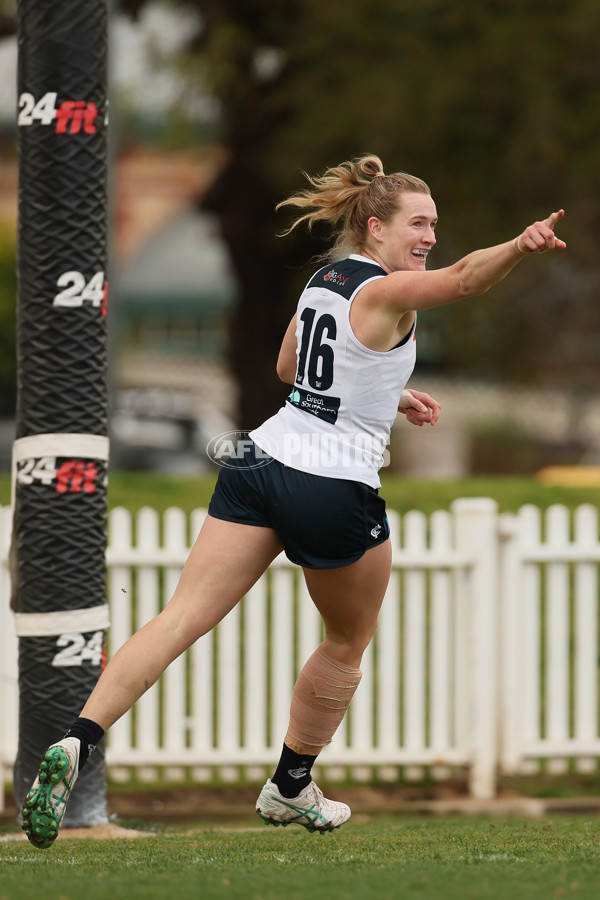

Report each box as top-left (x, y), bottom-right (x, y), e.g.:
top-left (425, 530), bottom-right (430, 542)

top-left (21, 737), bottom-right (80, 849)
top-left (256, 778), bottom-right (351, 833)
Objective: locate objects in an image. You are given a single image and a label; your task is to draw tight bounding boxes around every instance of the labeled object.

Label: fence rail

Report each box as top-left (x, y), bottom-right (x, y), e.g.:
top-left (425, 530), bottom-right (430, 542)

top-left (2, 498), bottom-right (600, 808)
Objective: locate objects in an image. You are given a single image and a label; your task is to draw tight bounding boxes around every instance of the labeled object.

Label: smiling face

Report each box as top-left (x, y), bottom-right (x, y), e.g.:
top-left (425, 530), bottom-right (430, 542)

top-left (364, 191), bottom-right (438, 273)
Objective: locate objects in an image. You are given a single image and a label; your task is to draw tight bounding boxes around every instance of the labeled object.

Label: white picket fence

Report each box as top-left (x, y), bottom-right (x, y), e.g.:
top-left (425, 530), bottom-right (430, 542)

top-left (1, 498), bottom-right (599, 805)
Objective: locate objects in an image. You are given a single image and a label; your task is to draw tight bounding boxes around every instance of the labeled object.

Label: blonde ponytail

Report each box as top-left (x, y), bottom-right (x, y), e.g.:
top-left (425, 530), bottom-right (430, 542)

top-left (277, 154), bottom-right (430, 256)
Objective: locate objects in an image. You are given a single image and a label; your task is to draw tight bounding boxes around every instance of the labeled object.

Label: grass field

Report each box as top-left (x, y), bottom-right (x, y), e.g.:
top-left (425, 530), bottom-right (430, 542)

top-left (1, 471), bottom-right (599, 516)
top-left (1, 817), bottom-right (600, 900)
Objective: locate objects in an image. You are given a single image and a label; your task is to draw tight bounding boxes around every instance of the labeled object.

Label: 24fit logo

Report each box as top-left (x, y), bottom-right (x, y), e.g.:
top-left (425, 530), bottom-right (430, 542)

top-left (206, 431), bottom-right (276, 469)
top-left (17, 457), bottom-right (102, 494)
top-left (18, 92), bottom-right (102, 134)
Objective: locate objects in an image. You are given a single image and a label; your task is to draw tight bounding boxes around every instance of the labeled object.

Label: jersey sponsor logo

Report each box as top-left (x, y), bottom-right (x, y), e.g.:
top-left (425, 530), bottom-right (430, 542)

top-left (308, 257), bottom-right (387, 298)
top-left (323, 268), bottom-right (349, 286)
top-left (287, 387), bottom-right (340, 424)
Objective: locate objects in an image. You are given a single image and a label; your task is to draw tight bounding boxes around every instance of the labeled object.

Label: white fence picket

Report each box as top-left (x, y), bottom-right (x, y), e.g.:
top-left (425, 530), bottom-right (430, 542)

top-left (135, 507), bottom-right (161, 781)
top-left (188, 509), bottom-right (212, 781)
top-left (376, 572), bottom-right (400, 755)
top-left (216, 602), bottom-right (240, 781)
top-left (498, 512), bottom-right (522, 775)
top-left (452, 498), bottom-right (499, 800)
top-left (545, 505), bottom-right (570, 774)
top-left (270, 568), bottom-right (295, 750)
top-left (403, 509), bottom-right (427, 781)
top-left (348, 639), bottom-right (373, 781)
top-left (163, 508), bottom-right (188, 780)
top-left (189, 630), bottom-right (214, 781)
top-left (243, 575), bottom-right (268, 777)
top-left (297, 575), bottom-right (321, 672)
top-left (106, 506), bottom-right (134, 778)
top-left (519, 504), bottom-right (542, 774)
top-left (573, 505), bottom-right (598, 773)
top-left (373, 508), bottom-right (402, 782)
top-left (452, 524), bottom-right (471, 767)
top-left (429, 510), bottom-right (453, 779)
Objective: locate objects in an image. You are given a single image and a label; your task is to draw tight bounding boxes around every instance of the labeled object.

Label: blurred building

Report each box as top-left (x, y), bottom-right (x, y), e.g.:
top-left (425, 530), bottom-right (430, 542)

top-left (109, 148), bottom-right (239, 472)
top-left (110, 154), bottom-right (239, 471)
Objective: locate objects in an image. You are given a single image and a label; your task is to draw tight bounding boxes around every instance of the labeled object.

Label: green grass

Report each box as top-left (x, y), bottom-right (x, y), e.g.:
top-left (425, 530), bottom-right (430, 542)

top-left (1, 817), bottom-right (600, 899)
top-left (379, 474), bottom-right (600, 517)
top-left (1, 471), bottom-right (599, 516)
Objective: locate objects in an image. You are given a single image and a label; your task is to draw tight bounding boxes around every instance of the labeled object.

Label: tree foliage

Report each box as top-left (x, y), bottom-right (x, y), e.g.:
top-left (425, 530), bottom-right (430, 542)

top-left (119, 0), bottom-right (600, 422)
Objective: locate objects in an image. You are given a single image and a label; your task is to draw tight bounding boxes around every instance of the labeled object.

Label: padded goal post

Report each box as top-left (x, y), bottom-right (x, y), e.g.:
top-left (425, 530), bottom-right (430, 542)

top-left (12, 1), bottom-right (110, 826)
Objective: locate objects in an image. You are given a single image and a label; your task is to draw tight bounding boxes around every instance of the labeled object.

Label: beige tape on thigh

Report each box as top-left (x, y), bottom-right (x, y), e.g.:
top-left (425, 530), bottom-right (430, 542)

top-left (287, 647), bottom-right (363, 748)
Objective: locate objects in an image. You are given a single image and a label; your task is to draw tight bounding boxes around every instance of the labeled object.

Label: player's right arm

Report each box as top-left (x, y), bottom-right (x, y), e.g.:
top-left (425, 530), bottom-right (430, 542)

top-left (361, 210), bottom-right (566, 315)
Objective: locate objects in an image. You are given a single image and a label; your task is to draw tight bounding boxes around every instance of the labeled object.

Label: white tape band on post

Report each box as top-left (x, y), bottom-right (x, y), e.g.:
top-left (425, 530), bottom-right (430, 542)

top-left (14, 603), bottom-right (110, 637)
top-left (11, 433), bottom-right (110, 506)
top-left (12, 433), bottom-right (110, 465)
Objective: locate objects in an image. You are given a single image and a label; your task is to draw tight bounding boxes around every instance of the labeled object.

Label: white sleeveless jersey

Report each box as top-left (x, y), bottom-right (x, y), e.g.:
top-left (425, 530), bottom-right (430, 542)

top-left (250, 254), bottom-right (416, 488)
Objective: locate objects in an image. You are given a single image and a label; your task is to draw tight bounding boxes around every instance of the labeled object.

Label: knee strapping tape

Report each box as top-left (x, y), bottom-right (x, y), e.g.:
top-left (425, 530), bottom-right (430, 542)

top-left (287, 647), bottom-right (362, 747)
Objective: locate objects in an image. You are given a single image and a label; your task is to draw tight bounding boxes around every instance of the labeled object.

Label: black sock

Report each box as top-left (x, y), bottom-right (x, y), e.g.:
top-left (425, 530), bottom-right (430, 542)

top-left (64, 717), bottom-right (105, 772)
top-left (271, 743), bottom-right (317, 798)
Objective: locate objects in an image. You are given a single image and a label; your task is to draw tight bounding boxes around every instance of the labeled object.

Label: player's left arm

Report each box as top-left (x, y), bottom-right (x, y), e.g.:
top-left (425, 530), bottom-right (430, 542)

top-left (398, 388), bottom-right (441, 427)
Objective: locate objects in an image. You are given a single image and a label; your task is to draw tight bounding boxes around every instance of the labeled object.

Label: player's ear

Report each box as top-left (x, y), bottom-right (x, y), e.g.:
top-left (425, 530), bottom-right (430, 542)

top-left (367, 216), bottom-right (383, 243)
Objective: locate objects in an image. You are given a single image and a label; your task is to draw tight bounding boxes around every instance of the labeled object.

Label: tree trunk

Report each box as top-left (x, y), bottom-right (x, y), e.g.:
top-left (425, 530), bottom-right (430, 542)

top-left (201, 157), bottom-right (318, 429)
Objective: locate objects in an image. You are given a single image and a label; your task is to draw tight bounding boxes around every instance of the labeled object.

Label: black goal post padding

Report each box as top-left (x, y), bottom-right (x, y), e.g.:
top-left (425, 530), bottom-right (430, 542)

top-left (12, 0), bottom-right (110, 827)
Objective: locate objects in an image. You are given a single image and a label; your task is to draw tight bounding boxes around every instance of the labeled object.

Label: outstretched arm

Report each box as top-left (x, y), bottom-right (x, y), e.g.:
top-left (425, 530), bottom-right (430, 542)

top-left (362, 210), bottom-right (566, 315)
top-left (451, 209), bottom-right (566, 299)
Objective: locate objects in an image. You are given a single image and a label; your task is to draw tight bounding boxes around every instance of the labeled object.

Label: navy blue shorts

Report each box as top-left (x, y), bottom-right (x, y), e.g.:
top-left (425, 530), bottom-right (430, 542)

top-left (207, 440), bottom-right (389, 569)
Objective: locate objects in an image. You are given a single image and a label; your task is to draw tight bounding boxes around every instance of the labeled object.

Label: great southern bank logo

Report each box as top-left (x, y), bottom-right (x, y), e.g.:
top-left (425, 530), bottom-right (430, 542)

top-left (206, 431), bottom-right (276, 469)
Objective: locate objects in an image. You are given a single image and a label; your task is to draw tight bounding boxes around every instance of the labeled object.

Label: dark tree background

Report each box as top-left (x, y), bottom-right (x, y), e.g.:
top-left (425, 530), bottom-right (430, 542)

top-left (118, 0), bottom-right (600, 425)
